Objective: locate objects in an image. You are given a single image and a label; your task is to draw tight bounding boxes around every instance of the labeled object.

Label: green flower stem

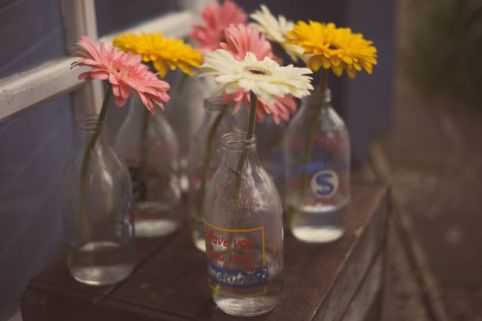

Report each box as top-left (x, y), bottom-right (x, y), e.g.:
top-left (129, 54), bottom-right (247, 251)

top-left (247, 92), bottom-right (258, 141)
top-left (234, 92), bottom-right (257, 201)
top-left (199, 107), bottom-right (227, 216)
top-left (299, 72), bottom-right (328, 207)
top-left (139, 103), bottom-right (149, 180)
top-left (224, 92), bottom-right (256, 265)
top-left (237, 92), bottom-right (257, 174)
top-left (79, 89), bottom-right (112, 234)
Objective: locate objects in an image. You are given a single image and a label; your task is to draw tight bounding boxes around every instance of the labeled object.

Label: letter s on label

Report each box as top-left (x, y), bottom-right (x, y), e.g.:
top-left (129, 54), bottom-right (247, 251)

top-left (311, 170), bottom-right (339, 198)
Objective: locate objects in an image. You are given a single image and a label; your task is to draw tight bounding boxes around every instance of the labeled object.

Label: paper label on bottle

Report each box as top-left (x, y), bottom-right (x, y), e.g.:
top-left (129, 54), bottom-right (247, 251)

top-left (311, 170), bottom-right (339, 199)
top-left (287, 155), bottom-right (349, 202)
top-left (204, 222), bottom-right (268, 288)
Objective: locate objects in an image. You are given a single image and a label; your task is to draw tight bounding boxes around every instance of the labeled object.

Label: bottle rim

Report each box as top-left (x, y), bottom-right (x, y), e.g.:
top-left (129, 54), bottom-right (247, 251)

top-left (314, 88), bottom-right (331, 103)
top-left (305, 87), bottom-right (332, 110)
top-left (77, 114), bottom-right (101, 132)
top-left (221, 130), bottom-right (256, 152)
top-left (204, 96), bottom-right (228, 112)
top-left (323, 88), bottom-right (332, 103)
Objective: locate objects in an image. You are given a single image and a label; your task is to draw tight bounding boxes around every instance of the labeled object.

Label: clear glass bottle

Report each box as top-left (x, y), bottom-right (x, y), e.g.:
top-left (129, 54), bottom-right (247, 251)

top-left (257, 118), bottom-right (289, 205)
top-left (66, 116), bottom-right (135, 286)
top-left (188, 96), bottom-right (232, 252)
top-left (284, 89), bottom-right (350, 243)
top-left (164, 74), bottom-right (215, 181)
top-left (114, 96), bottom-right (182, 238)
top-left (204, 131), bottom-right (284, 317)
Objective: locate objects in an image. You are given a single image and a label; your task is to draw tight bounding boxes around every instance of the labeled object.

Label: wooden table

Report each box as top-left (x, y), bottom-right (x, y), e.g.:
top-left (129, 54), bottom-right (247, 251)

top-left (21, 183), bottom-right (388, 321)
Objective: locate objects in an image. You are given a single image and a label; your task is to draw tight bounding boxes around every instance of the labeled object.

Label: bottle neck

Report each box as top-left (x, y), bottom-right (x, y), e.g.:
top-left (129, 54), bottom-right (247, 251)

top-left (121, 96), bottom-right (171, 143)
top-left (126, 96), bottom-right (151, 121)
top-left (204, 105), bottom-right (224, 122)
top-left (220, 131), bottom-right (259, 172)
top-left (77, 115), bottom-right (106, 149)
top-left (203, 96), bottom-right (228, 122)
top-left (306, 87), bottom-right (332, 110)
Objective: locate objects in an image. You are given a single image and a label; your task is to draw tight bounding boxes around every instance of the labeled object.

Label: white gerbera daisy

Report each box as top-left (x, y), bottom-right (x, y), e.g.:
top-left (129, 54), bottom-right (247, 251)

top-left (200, 49), bottom-right (313, 104)
top-left (250, 5), bottom-right (304, 61)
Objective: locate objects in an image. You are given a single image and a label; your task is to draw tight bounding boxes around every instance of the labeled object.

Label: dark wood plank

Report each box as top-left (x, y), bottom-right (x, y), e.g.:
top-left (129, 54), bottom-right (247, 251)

top-left (22, 286), bottom-right (191, 321)
top-left (378, 219), bottom-right (433, 321)
top-left (342, 254), bottom-right (384, 321)
top-left (106, 228), bottom-right (212, 316)
top-left (305, 185), bottom-right (387, 321)
top-left (22, 183), bottom-right (388, 321)
top-left (23, 231), bottom-right (179, 304)
top-left (106, 184), bottom-right (388, 321)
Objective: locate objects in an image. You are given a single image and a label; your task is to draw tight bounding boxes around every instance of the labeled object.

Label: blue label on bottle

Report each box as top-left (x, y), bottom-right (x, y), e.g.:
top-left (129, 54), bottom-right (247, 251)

top-left (205, 223), bottom-right (269, 289)
top-left (311, 170), bottom-right (339, 198)
top-left (208, 263), bottom-right (269, 288)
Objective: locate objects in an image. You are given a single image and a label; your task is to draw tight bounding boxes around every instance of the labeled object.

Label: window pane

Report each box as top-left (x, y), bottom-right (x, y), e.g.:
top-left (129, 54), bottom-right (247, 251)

top-left (242, 0), bottom-right (345, 22)
top-left (96, 0), bottom-right (179, 36)
top-left (0, 0), bottom-right (65, 78)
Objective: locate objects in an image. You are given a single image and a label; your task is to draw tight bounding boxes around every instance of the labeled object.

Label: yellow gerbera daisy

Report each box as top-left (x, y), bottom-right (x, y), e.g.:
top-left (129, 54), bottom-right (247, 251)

top-left (286, 21), bottom-right (377, 78)
top-left (113, 33), bottom-right (203, 78)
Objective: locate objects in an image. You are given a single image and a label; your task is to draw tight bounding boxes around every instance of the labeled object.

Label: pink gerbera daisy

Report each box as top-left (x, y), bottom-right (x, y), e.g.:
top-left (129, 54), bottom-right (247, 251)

top-left (220, 24), bottom-right (274, 61)
top-left (220, 24), bottom-right (297, 124)
top-left (191, 0), bottom-right (247, 52)
top-left (73, 36), bottom-right (170, 112)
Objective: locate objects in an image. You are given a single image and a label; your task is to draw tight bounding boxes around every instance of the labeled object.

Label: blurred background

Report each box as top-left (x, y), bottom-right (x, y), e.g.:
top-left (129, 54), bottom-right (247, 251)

top-left (0, 0), bottom-right (481, 320)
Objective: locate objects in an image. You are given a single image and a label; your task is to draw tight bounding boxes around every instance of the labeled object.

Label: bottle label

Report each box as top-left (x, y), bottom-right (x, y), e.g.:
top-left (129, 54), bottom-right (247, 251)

top-left (207, 264), bottom-right (269, 289)
top-left (288, 158), bottom-right (348, 201)
top-left (204, 222), bottom-right (268, 288)
top-left (311, 170), bottom-right (339, 199)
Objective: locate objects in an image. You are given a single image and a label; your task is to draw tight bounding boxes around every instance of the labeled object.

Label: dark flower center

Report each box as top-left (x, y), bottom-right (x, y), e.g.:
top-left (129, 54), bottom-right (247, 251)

top-left (246, 67), bottom-right (271, 76)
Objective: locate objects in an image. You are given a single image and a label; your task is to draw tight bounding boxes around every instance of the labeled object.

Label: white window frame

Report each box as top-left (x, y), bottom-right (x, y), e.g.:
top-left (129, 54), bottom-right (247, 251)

top-left (0, 0), bottom-right (209, 121)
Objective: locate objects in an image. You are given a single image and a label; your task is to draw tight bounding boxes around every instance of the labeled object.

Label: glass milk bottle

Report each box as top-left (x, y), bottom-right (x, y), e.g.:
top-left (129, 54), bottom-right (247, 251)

top-left (114, 96), bottom-right (182, 238)
top-left (257, 118), bottom-right (289, 205)
top-left (284, 89), bottom-right (350, 243)
top-left (188, 96), bottom-right (232, 252)
top-left (204, 131), bottom-right (284, 317)
top-left (67, 116), bottom-right (135, 286)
